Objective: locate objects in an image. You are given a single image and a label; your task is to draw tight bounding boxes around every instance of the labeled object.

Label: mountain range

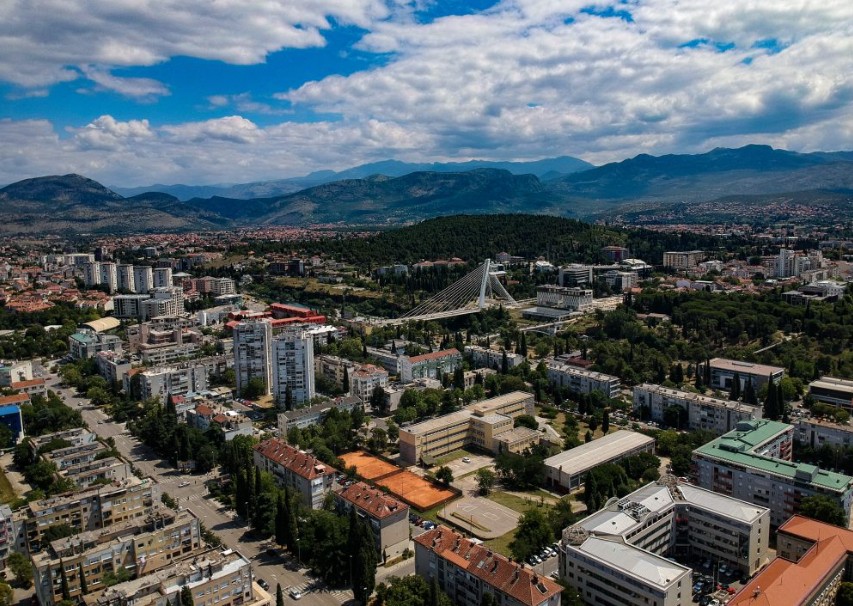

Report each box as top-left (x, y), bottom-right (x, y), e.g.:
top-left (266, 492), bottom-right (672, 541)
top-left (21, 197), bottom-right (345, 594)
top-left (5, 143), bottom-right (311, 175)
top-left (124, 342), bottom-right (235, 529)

top-left (2, 145), bottom-right (852, 235)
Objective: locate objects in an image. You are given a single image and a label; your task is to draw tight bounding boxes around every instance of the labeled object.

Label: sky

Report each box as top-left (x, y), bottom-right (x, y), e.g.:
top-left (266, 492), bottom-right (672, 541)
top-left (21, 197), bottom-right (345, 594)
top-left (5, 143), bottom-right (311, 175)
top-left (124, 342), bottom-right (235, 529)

top-left (1, 0), bottom-right (852, 187)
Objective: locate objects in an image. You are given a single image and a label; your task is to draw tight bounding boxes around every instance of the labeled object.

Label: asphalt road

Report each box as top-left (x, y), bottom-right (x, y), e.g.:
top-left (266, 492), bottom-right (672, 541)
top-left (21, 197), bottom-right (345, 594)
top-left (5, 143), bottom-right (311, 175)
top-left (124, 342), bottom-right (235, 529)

top-left (40, 368), bottom-right (406, 605)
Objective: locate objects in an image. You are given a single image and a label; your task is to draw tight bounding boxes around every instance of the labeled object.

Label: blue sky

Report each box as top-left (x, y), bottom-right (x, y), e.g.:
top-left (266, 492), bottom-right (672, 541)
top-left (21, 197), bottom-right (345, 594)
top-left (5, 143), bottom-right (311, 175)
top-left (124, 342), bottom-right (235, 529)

top-left (1, 0), bottom-right (851, 186)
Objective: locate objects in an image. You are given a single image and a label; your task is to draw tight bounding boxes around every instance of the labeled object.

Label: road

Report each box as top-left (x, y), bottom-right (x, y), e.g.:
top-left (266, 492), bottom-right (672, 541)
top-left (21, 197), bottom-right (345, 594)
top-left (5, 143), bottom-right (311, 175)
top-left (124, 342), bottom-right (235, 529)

top-left (41, 368), bottom-right (416, 605)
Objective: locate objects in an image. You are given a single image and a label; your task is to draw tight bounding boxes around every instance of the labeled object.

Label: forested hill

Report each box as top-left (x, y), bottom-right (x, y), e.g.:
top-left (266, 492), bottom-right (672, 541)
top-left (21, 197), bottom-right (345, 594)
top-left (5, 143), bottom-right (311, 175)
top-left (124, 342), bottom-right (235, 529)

top-left (245, 214), bottom-right (730, 267)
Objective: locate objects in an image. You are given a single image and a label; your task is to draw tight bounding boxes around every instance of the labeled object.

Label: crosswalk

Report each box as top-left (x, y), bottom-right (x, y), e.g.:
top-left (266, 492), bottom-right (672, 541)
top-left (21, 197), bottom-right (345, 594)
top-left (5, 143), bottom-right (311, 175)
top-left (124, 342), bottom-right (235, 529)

top-left (287, 583), bottom-right (352, 603)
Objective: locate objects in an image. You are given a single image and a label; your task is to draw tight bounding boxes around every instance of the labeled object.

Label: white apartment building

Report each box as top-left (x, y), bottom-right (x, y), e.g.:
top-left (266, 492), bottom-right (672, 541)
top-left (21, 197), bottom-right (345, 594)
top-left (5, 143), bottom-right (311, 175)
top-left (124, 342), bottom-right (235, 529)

top-left (466, 345), bottom-right (525, 371)
top-left (271, 329), bottom-right (315, 407)
top-left (153, 266), bottom-right (173, 288)
top-left (663, 250), bottom-right (705, 270)
top-left (117, 263), bottom-right (135, 292)
top-left (0, 360), bottom-right (32, 386)
top-left (113, 294), bottom-right (150, 318)
top-left (633, 383), bottom-right (763, 435)
top-left (546, 361), bottom-right (620, 399)
top-left (133, 265), bottom-right (154, 293)
top-left (99, 262), bottom-right (117, 293)
top-left (349, 364), bottom-right (388, 405)
top-left (233, 320), bottom-right (273, 397)
top-left (536, 285), bottom-right (593, 310)
top-left (94, 350), bottom-right (132, 387)
top-left (601, 269), bottom-right (638, 291)
top-left (68, 331), bottom-right (123, 360)
top-left (693, 419), bottom-right (853, 526)
top-left (83, 261), bottom-right (101, 287)
top-left (141, 287), bottom-right (185, 319)
top-left (795, 418), bottom-right (853, 450)
top-left (135, 365), bottom-right (210, 402)
top-left (196, 276), bottom-right (237, 296)
top-left (314, 354), bottom-right (355, 391)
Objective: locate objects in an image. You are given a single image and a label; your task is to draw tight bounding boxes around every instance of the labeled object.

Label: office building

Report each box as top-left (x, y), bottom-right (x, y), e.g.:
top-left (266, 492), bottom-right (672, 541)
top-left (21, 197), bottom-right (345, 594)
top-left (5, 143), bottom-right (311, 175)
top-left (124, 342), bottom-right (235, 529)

top-left (335, 481), bottom-right (409, 562)
top-left (731, 515), bottom-right (853, 606)
top-left (415, 525), bottom-right (562, 606)
top-left (399, 392), bottom-right (536, 465)
top-left (99, 262), bottom-right (117, 293)
top-left (466, 345), bottom-right (525, 371)
top-left (601, 269), bottom-right (637, 291)
top-left (233, 320), bottom-right (273, 397)
top-left (693, 419), bottom-right (853, 526)
top-left (663, 251), bottom-right (705, 270)
top-left (117, 264), bottom-right (135, 292)
top-left (809, 376), bottom-right (853, 410)
top-left (703, 358), bottom-right (785, 392)
top-left (546, 361), bottom-right (620, 399)
top-left (544, 430), bottom-right (655, 491)
top-left (633, 384), bottom-right (762, 435)
top-left (68, 331), bottom-right (123, 360)
top-left (271, 328), bottom-right (315, 407)
top-left (558, 264), bottom-right (594, 287)
top-left (399, 348), bottom-right (462, 382)
top-left (349, 364), bottom-right (388, 405)
top-left (133, 265), bottom-right (154, 293)
top-left (253, 438), bottom-right (336, 510)
top-left (535, 285), bottom-right (593, 311)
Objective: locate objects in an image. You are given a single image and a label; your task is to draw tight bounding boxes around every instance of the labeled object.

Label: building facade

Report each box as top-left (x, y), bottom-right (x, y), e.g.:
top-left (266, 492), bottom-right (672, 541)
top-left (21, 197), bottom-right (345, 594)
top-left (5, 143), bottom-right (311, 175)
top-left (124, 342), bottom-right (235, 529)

top-left (809, 376), bottom-right (853, 410)
top-left (233, 320), bottom-right (273, 397)
top-left (252, 438), bottom-right (336, 510)
top-left (400, 349), bottom-right (462, 382)
top-left (546, 361), bottom-right (620, 399)
top-left (271, 329), bottom-right (315, 407)
top-left (703, 358), bottom-right (785, 392)
top-left (536, 285), bottom-right (593, 310)
top-left (334, 481), bottom-right (409, 562)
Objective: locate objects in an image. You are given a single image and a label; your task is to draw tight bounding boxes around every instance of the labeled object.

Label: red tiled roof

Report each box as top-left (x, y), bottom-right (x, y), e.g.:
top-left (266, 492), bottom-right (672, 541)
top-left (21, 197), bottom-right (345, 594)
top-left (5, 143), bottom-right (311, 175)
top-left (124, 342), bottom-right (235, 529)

top-left (408, 348), bottom-right (461, 364)
top-left (195, 404), bottom-right (214, 416)
top-left (336, 481), bottom-right (407, 520)
top-left (0, 393), bottom-right (30, 406)
top-left (414, 526), bottom-right (561, 606)
top-left (254, 438), bottom-right (336, 480)
top-left (12, 378), bottom-right (45, 389)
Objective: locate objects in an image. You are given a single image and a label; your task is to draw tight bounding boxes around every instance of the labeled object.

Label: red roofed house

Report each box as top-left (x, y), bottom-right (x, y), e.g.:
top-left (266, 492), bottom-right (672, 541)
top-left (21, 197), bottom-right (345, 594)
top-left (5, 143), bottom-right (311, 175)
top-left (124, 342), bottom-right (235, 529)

top-left (415, 525), bottom-right (562, 606)
top-left (730, 515), bottom-right (853, 606)
top-left (253, 438), bottom-right (336, 509)
top-left (334, 481), bottom-right (409, 562)
top-left (400, 348), bottom-right (462, 383)
top-left (11, 378), bottom-right (46, 398)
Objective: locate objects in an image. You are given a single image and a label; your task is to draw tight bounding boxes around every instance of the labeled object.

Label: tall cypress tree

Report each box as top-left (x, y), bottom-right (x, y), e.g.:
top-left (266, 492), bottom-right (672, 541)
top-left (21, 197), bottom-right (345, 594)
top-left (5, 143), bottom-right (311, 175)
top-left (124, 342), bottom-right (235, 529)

top-left (275, 493), bottom-right (287, 546)
top-left (349, 507), bottom-right (377, 605)
top-left (284, 487), bottom-right (298, 553)
top-left (181, 585), bottom-right (194, 606)
top-left (743, 379), bottom-right (757, 405)
top-left (729, 372), bottom-right (741, 401)
top-left (276, 584), bottom-right (284, 606)
top-left (78, 563), bottom-right (88, 595)
top-left (764, 376), bottom-right (780, 420)
top-left (59, 560), bottom-right (71, 601)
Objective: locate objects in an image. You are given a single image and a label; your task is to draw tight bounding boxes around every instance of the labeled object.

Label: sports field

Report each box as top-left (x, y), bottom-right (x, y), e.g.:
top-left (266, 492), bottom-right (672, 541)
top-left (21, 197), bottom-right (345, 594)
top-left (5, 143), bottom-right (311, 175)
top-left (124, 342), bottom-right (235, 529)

top-left (341, 451), bottom-right (457, 510)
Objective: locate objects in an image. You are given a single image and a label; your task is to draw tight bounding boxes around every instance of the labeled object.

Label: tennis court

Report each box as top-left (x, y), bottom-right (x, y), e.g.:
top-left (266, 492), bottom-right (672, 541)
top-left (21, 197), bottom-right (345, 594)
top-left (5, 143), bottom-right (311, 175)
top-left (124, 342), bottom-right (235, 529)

top-left (341, 451), bottom-right (457, 510)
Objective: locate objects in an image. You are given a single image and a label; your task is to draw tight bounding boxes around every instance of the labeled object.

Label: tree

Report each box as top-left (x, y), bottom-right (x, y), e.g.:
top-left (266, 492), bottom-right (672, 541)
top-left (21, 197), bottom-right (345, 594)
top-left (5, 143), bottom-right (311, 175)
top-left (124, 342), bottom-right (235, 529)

top-left (8, 552), bottom-right (33, 587)
top-left (181, 585), bottom-right (194, 606)
top-left (514, 414), bottom-right (538, 430)
top-left (764, 376), bottom-right (781, 420)
top-left (243, 377), bottom-right (267, 400)
top-left (475, 468), bottom-right (496, 495)
top-left (836, 582), bottom-right (853, 606)
top-left (275, 493), bottom-right (288, 546)
top-left (743, 378), bottom-right (757, 405)
top-left (349, 507), bottom-right (377, 604)
top-left (276, 584), bottom-right (284, 606)
top-left (0, 582), bottom-right (13, 606)
top-left (729, 372), bottom-right (741, 401)
top-left (510, 508), bottom-right (553, 561)
top-left (342, 369), bottom-right (350, 394)
top-left (601, 409), bottom-right (610, 434)
top-left (435, 466), bottom-right (454, 486)
top-left (370, 385), bottom-right (385, 412)
top-left (60, 561), bottom-right (71, 601)
top-left (799, 494), bottom-right (847, 527)
top-left (375, 575), bottom-right (452, 606)
top-left (78, 563), bottom-right (88, 595)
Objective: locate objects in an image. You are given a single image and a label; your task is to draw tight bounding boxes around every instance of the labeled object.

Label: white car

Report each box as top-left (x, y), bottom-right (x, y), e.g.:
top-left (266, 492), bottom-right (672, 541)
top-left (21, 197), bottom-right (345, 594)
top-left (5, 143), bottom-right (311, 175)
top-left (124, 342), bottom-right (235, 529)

top-left (288, 589), bottom-right (302, 600)
top-left (179, 481), bottom-right (191, 488)
top-left (461, 457), bottom-right (471, 463)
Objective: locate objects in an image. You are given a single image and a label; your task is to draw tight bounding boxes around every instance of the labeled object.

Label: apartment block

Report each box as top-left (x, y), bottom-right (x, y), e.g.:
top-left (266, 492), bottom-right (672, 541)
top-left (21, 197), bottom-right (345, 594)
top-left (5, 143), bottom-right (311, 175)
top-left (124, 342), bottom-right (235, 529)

top-left (23, 477), bottom-right (159, 552)
top-left (633, 383), bottom-right (763, 435)
top-left (83, 262), bottom-right (102, 287)
top-left (134, 364), bottom-right (210, 402)
top-left (233, 320), bottom-right (273, 397)
top-left (546, 361), bottom-right (620, 399)
top-left (663, 250), bottom-right (705, 270)
top-left (271, 329), bottom-right (315, 407)
top-left (399, 348), bottom-right (462, 382)
top-left (0, 505), bottom-right (16, 567)
top-left (195, 276), bottom-right (237, 296)
top-left (465, 345), bottom-right (525, 371)
top-left (33, 508), bottom-right (203, 606)
top-left (253, 438), bottom-right (336, 510)
top-left (99, 262), bottom-right (117, 293)
top-left (601, 269), bottom-right (637, 291)
top-left (334, 481), bottom-right (409, 562)
top-left (349, 364), bottom-right (388, 405)
top-left (415, 525), bottom-right (562, 606)
top-left (0, 359), bottom-right (33, 386)
top-left (117, 264), bottom-right (135, 293)
top-left (809, 376), bottom-right (853, 410)
top-left (95, 350), bottom-right (132, 387)
top-left (185, 403), bottom-right (253, 441)
top-left (398, 391), bottom-right (535, 465)
top-left (703, 358), bottom-right (785, 392)
top-left (133, 265), bottom-right (154, 293)
top-left (153, 267), bottom-right (173, 288)
top-left (795, 418), bottom-right (853, 449)
top-left (314, 354), bottom-right (355, 391)
top-left (535, 285), bottom-right (593, 310)
top-left (0, 396), bottom-right (26, 443)
top-left (544, 430), bottom-right (655, 491)
top-left (68, 331), bottom-right (123, 360)
top-left (113, 294), bottom-right (151, 319)
top-left (731, 515), bottom-right (853, 606)
top-left (692, 419), bottom-right (853, 526)
top-left (277, 395), bottom-right (363, 434)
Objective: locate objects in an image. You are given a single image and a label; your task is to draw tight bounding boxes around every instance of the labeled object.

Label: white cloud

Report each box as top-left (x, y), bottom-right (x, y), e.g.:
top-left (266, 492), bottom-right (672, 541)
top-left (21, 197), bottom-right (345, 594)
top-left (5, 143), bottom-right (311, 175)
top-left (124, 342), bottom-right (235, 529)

top-left (80, 66), bottom-right (170, 99)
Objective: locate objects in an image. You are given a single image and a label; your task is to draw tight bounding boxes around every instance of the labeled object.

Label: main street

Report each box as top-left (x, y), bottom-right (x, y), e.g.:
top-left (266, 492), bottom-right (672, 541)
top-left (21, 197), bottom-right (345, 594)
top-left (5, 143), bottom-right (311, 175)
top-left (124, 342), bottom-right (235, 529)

top-left (39, 369), bottom-right (418, 605)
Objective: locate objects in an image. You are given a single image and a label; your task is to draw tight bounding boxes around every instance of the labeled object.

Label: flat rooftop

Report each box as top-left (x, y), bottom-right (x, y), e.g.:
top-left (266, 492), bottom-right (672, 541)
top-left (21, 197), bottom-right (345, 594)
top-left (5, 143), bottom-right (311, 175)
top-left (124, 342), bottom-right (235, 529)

top-left (810, 377), bottom-right (853, 393)
top-left (636, 383), bottom-right (763, 413)
top-left (573, 536), bottom-right (690, 589)
top-left (677, 484), bottom-right (767, 523)
top-left (709, 357), bottom-right (785, 376)
top-left (544, 430), bottom-right (654, 475)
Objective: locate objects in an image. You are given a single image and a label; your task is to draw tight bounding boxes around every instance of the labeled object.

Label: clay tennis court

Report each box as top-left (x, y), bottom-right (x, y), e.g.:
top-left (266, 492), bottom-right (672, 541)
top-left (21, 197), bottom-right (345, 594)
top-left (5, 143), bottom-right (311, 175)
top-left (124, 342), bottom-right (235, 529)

top-left (340, 451), bottom-right (457, 510)
top-left (340, 451), bottom-right (399, 480)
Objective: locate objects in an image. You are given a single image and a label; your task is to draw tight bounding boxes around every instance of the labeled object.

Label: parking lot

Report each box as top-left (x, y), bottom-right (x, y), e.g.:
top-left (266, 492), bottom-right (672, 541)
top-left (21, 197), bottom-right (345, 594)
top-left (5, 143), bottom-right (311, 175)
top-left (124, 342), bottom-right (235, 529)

top-left (683, 557), bottom-right (749, 605)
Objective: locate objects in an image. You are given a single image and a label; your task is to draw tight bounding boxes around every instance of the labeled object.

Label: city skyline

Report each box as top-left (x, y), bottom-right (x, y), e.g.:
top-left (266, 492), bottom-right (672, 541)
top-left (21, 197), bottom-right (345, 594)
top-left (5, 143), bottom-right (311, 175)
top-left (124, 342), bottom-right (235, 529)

top-left (1, 0), bottom-right (851, 186)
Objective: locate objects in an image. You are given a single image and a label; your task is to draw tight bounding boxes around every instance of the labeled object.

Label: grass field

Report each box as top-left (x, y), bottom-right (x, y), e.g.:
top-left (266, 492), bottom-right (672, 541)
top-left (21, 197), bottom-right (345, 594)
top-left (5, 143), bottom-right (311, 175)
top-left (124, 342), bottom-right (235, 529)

top-left (487, 490), bottom-right (556, 513)
top-left (0, 469), bottom-right (16, 504)
top-left (485, 528), bottom-right (516, 557)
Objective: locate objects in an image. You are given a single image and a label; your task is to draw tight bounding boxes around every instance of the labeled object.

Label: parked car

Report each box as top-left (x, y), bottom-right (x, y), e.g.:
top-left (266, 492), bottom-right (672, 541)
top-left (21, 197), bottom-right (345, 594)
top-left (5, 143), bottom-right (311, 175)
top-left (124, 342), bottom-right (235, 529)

top-left (288, 589), bottom-right (302, 600)
top-left (462, 457), bottom-right (471, 463)
top-left (257, 580), bottom-right (269, 591)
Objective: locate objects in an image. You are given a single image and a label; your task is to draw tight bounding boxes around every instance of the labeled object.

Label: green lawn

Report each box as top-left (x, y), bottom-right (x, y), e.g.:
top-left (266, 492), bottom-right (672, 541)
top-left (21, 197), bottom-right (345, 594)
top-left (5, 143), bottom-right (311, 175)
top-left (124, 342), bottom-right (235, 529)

top-left (432, 448), bottom-right (476, 467)
top-left (487, 490), bottom-right (554, 513)
top-left (0, 469), bottom-right (16, 504)
top-left (485, 529), bottom-right (516, 557)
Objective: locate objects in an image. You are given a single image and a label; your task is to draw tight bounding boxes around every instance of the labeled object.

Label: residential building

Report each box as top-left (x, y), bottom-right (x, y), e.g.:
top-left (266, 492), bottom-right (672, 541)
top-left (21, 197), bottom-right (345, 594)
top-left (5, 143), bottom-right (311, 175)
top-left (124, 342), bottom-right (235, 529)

top-left (134, 365), bottom-right (210, 402)
top-left (233, 320), bottom-right (273, 397)
top-left (546, 361), bottom-right (620, 399)
top-left (133, 265), bottom-right (154, 293)
top-left (399, 392), bottom-right (535, 465)
top-left (33, 508), bottom-right (203, 606)
top-left (0, 360), bottom-right (32, 386)
top-left (141, 287), bottom-right (184, 319)
top-left (365, 346), bottom-right (402, 374)
top-left (558, 264), bottom-right (594, 287)
top-left (117, 264), bottom-right (135, 292)
top-left (84, 548), bottom-right (263, 606)
top-left (349, 364), bottom-right (388, 406)
top-left (0, 505), bottom-right (15, 567)
top-left (277, 396), bottom-right (362, 434)
top-left (633, 384), bottom-right (762, 435)
top-left (113, 294), bottom-right (151, 318)
top-left (535, 285), bottom-right (593, 311)
top-left (703, 358), bottom-right (785, 392)
top-left (809, 376), bottom-right (853, 410)
top-left (253, 438), bottom-right (336, 509)
top-left (83, 261), bottom-right (102, 287)
top-left (544, 430), bottom-right (655, 491)
top-left (99, 262), bottom-right (117, 293)
top-left (186, 403), bottom-right (253, 441)
top-left (795, 418), bottom-right (853, 449)
top-left (466, 345), bottom-right (525, 371)
top-left (415, 525), bottom-right (562, 606)
top-left (335, 481), bottom-right (409, 562)
top-left (693, 419), bottom-right (853, 526)
top-left (271, 328), bottom-right (315, 407)
top-left (196, 276), bottom-right (237, 296)
top-left (314, 354), bottom-right (356, 391)
top-left (399, 348), bottom-right (462, 382)
top-left (731, 515), bottom-right (853, 606)
top-left (95, 350), bottom-right (132, 387)
top-left (22, 477), bottom-right (159, 552)
top-left (153, 266), bottom-right (173, 288)
top-left (68, 330), bottom-right (123, 360)
top-left (663, 250), bottom-right (705, 270)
